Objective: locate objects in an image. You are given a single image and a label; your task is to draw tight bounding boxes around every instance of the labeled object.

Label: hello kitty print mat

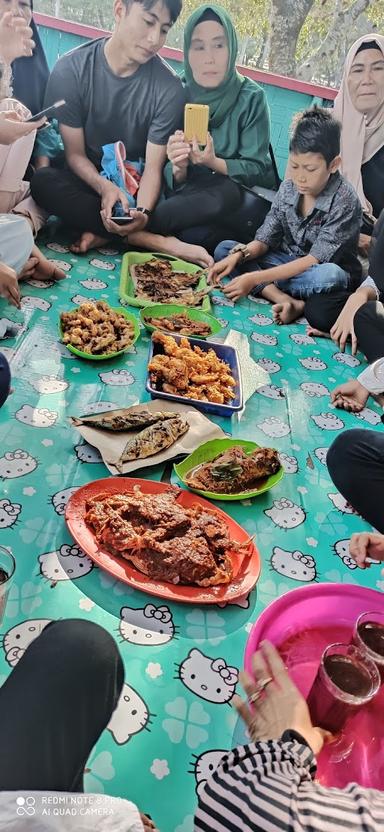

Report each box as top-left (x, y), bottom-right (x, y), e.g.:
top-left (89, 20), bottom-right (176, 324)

top-left (0, 232), bottom-right (382, 832)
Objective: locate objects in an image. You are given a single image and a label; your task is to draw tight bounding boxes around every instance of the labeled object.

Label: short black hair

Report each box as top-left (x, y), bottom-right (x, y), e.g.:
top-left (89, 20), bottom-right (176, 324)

top-left (122, 0), bottom-right (182, 24)
top-left (289, 107), bottom-right (341, 166)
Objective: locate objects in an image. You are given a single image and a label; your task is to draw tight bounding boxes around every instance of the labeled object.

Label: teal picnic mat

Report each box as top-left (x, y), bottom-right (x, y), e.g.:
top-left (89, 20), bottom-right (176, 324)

top-left (0, 235), bottom-right (382, 832)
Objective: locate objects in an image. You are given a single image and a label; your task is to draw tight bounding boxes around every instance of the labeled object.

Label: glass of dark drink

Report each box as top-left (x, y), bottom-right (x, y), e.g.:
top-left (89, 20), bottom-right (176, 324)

top-left (353, 611), bottom-right (384, 680)
top-left (306, 642), bottom-right (380, 733)
top-left (0, 546), bottom-right (15, 624)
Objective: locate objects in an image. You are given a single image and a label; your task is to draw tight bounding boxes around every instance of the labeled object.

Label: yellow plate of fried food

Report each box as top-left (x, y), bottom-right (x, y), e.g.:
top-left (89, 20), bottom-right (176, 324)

top-left (146, 331), bottom-right (243, 417)
top-left (59, 301), bottom-right (140, 360)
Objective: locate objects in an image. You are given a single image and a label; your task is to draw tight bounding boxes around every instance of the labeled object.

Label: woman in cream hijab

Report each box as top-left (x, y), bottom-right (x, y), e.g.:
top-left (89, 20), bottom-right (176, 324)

top-left (305, 34), bottom-right (384, 348)
top-left (334, 34), bottom-right (384, 226)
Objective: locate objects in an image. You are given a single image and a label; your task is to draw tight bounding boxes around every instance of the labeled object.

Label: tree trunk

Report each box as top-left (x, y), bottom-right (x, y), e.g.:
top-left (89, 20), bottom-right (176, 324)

top-left (268, 0), bottom-right (316, 76)
top-left (298, 0), bottom-right (371, 83)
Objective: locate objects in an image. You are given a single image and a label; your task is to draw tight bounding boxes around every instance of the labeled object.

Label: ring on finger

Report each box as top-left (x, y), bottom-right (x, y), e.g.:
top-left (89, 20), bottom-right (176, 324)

top-left (248, 676), bottom-right (273, 705)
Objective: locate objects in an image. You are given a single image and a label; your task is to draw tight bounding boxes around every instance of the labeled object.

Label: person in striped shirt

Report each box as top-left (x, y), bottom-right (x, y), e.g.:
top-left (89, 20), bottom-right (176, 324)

top-left (194, 640), bottom-right (384, 832)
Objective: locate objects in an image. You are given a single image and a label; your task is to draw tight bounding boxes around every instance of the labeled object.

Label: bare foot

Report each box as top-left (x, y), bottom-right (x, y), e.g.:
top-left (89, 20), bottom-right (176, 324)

top-left (306, 325), bottom-right (331, 339)
top-left (165, 237), bottom-right (213, 268)
top-left (273, 299), bottom-right (305, 325)
top-left (70, 232), bottom-right (108, 254)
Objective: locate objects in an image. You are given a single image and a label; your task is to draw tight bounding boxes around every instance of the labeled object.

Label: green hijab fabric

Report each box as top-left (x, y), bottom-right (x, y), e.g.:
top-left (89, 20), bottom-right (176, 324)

top-left (182, 3), bottom-right (245, 129)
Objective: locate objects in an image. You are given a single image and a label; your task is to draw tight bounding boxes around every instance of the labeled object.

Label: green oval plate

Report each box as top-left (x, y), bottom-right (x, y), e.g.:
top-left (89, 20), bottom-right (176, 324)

top-left (140, 304), bottom-right (222, 339)
top-left (174, 438), bottom-right (284, 501)
top-left (59, 306), bottom-right (140, 360)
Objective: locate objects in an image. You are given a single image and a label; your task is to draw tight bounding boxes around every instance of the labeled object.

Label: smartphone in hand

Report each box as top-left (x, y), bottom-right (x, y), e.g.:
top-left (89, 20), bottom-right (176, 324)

top-left (25, 99), bottom-right (66, 123)
top-left (184, 103), bottom-right (209, 145)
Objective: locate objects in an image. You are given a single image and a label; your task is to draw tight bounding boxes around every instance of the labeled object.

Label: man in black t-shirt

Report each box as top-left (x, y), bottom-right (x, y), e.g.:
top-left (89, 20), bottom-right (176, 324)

top-left (31, 0), bottom-right (184, 253)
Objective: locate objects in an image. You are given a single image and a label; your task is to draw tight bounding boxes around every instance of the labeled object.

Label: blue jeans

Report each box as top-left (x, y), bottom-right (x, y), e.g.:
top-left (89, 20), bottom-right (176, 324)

top-left (214, 241), bottom-right (351, 299)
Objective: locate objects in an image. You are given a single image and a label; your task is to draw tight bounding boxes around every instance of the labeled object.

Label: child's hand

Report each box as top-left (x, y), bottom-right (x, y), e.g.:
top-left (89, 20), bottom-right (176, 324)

top-left (0, 263), bottom-right (20, 307)
top-left (208, 253), bottom-right (240, 285)
top-left (222, 272), bottom-right (258, 301)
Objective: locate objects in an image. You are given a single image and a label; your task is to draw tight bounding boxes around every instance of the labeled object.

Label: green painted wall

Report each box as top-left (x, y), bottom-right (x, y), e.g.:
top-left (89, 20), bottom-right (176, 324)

top-left (37, 24), bottom-right (322, 177)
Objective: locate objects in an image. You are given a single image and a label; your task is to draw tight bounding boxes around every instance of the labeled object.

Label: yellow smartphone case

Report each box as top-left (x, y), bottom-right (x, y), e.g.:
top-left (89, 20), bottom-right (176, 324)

top-left (184, 104), bottom-right (210, 145)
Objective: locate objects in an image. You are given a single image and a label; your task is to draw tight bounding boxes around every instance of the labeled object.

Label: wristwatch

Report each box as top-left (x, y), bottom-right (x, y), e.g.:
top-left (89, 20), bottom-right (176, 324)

top-left (229, 243), bottom-right (251, 261)
top-left (136, 207), bottom-right (151, 217)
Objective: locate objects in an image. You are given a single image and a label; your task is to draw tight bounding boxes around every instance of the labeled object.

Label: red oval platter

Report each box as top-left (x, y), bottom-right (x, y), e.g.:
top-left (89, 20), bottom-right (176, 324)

top-left (65, 477), bottom-right (261, 604)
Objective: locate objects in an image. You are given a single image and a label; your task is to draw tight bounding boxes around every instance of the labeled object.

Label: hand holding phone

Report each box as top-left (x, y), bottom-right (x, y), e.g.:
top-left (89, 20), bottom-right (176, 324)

top-left (25, 99), bottom-right (66, 123)
top-left (110, 214), bottom-right (133, 225)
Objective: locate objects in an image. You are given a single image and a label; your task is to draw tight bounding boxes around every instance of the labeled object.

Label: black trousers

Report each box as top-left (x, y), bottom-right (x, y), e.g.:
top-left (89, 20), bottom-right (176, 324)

top-left (31, 166), bottom-right (242, 246)
top-left (305, 208), bottom-right (384, 334)
top-left (0, 619), bottom-right (124, 792)
top-left (354, 300), bottom-right (384, 362)
top-left (327, 429), bottom-right (384, 532)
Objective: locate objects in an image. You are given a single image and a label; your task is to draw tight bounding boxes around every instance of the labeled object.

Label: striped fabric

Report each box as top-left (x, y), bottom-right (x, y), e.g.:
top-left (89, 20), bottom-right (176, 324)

top-left (194, 740), bottom-right (384, 832)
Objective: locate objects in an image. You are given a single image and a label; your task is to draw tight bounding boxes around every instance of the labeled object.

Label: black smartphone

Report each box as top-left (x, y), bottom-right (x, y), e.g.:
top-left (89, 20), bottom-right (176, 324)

top-left (110, 215), bottom-right (134, 225)
top-left (25, 99), bottom-right (66, 123)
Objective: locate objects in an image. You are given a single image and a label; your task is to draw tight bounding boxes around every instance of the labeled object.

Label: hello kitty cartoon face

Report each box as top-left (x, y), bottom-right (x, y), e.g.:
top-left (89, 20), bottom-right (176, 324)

top-left (15, 405), bottom-right (58, 428)
top-left (217, 594), bottom-right (250, 610)
top-left (216, 318), bottom-right (228, 328)
top-left (0, 499), bottom-right (21, 528)
top-left (249, 313), bottom-right (272, 326)
top-left (97, 247), bottom-right (119, 256)
top-left (108, 683), bottom-right (151, 745)
top-left (26, 278), bottom-right (54, 288)
top-left (56, 342), bottom-right (75, 359)
top-left (47, 258), bottom-right (72, 272)
top-left (258, 416), bottom-right (290, 438)
top-left (89, 258), bottom-right (116, 271)
top-left (328, 493), bottom-right (358, 514)
top-left (3, 619), bottom-right (52, 666)
top-left (119, 604), bottom-right (175, 646)
top-left (333, 352), bottom-right (360, 368)
top-left (354, 407), bottom-right (381, 426)
top-left (178, 649), bottom-right (238, 704)
top-left (299, 357), bottom-right (327, 371)
top-left (99, 369), bottom-right (135, 386)
top-left (51, 486), bottom-right (78, 515)
top-left (29, 376), bottom-right (68, 395)
top-left (311, 412), bottom-right (344, 431)
top-left (20, 296), bottom-right (51, 311)
top-left (265, 498), bottom-right (306, 530)
top-left (46, 242), bottom-right (69, 253)
top-left (300, 382), bottom-right (329, 398)
top-left (191, 749), bottom-right (227, 796)
top-left (72, 295), bottom-right (97, 305)
top-left (74, 443), bottom-right (102, 464)
top-left (39, 544), bottom-right (94, 585)
top-left (211, 295), bottom-right (234, 308)
top-left (278, 452), bottom-right (298, 474)
top-left (314, 447), bottom-right (328, 465)
top-left (290, 332), bottom-right (315, 345)
top-left (251, 332), bottom-right (277, 346)
top-left (257, 384), bottom-right (285, 400)
top-left (80, 278), bottom-right (108, 290)
top-left (0, 449), bottom-right (38, 479)
top-left (271, 547), bottom-right (317, 582)
top-left (334, 539), bottom-right (357, 570)
top-left (79, 401), bottom-right (118, 414)
top-left (257, 358), bottom-right (281, 374)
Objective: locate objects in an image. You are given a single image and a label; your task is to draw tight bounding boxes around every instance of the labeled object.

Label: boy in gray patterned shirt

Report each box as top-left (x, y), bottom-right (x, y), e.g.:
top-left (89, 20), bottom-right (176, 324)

top-left (209, 109), bottom-right (362, 325)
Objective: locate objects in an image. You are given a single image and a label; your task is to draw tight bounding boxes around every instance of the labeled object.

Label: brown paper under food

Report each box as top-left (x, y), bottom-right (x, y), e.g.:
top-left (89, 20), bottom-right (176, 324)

top-left (72, 399), bottom-right (225, 476)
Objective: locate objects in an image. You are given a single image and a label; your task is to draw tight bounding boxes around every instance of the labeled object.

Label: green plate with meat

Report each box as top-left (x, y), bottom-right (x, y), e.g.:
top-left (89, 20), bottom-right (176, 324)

top-left (59, 305), bottom-right (140, 360)
top-left (120, 251), bottom-right (211, 311)
top-left (174, 438), bottom-right (284, 501)
top-left (140, 304), bottom-right (222, 339)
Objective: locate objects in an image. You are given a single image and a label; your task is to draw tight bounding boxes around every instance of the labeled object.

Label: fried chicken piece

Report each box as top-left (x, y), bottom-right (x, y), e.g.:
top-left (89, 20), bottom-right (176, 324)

top-left (149, 355), bottom-right (189, 390)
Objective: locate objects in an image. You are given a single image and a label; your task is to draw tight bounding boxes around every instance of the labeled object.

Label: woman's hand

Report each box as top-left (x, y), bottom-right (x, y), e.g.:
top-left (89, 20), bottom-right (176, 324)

top-left (233, 641), bottom-right (330, 756)
top-left (330, 292), bottom-right (367, 354)
top-left (190, 132), bottom-right (217, 169)
top-left (0, 111), bottom-right (46, 145)
top-left (330, 379), bottom-right (369, 412)
top-left (0, 262), bottom-right (20, 307)
top-left (0, 11), bottom-right (34, 64)
top-left (349, 532), bottom-right (384, 570)
top-left (167, 130), bottom-right (190, 181)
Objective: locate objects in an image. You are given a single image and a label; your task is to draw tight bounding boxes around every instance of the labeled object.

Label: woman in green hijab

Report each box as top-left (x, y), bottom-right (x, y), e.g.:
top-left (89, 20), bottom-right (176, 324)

top-left (128, 3), bottom-right (275, 265)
